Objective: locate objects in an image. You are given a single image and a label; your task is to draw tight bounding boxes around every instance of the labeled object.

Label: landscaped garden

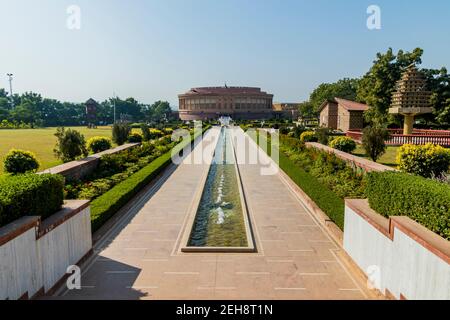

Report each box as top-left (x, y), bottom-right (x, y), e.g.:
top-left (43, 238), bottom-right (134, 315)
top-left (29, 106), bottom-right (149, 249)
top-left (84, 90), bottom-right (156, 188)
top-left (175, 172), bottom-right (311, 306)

top-left (0, 123), bottom-right (211, 233)
top-left (249, 126), bottom-right (450, 240)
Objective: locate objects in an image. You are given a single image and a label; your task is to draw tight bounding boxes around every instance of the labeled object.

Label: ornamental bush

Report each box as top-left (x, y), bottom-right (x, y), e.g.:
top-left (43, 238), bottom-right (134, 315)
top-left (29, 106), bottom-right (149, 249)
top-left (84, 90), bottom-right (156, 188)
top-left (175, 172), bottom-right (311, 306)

top-left (329, 136), bottom-right (357, 153)
top-left (150, 128), bottom-right (163, 139)
top-left (54, 127), bottom-right (88, 162)
top-left (366, 171), bottom-right (450, 240)
top-left (112, 123), bottom-right (131, 145)
top-left (361, 126), bottom-right (390, 161)
top-left (0, 173), bottom-right (64, 227)
top-left (3, 149), bottom-right (40, 174)
top-left (128, 132), bottom-right (143, 143)
top-left (397, 143), bottom-right (450, 178)
top-left (300, 131), bottom-right (318, 143)
top-left (140, 124), bottom-right (151, 141)
top-left (87, 136), bottom-right (112, 153)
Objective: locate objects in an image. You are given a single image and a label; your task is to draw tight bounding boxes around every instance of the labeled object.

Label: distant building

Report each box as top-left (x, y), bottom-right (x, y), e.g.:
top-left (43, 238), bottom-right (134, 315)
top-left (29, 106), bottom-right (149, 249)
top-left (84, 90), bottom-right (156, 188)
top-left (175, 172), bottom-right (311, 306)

top-left (272, 103), bottom-right (299, 120)
top-left (319, 98), bottom-right (369, 132)
top-left (178, 86), bottom-right (274, 120)
top-left (85, 98), bottom-right (98, 126)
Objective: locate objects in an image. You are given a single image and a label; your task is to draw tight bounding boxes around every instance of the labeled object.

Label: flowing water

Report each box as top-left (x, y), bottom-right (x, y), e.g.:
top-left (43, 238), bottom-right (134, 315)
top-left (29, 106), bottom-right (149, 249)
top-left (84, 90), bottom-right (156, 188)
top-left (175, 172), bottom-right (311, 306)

top-left (188, 127), bottom-right (248, 247)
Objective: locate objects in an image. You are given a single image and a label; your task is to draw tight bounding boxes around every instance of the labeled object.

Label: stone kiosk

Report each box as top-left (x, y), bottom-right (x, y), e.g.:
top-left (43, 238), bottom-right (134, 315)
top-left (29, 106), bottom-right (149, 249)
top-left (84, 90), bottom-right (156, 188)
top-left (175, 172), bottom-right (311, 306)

top-left (389, 64), bottom-right (432, 135)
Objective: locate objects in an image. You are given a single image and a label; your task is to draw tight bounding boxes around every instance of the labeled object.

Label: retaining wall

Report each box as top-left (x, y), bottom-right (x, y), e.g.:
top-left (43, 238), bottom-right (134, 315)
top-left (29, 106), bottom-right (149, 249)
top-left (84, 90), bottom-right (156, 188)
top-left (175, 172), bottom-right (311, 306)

top-left (38, 143), bottom-right (139, 180)
top-left (0, 200), bottom-right (92, 300)
top-left (343, 199), bottom-right (450, 300)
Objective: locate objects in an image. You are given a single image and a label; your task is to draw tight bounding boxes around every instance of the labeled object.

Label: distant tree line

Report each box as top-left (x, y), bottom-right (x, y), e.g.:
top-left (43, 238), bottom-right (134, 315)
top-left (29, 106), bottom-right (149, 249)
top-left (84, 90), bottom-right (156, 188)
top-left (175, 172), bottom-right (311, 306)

top-left (0, 89), bottom-right (175, 127)
top-left (299, 48), bottom-right (450, 127)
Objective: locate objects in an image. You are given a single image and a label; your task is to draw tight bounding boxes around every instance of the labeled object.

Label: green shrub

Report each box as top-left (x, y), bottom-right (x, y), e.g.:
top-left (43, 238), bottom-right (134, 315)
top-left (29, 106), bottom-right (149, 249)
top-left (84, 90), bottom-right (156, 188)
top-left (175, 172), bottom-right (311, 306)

top-left (300, 131), bottom-right (318, 143)
top-left (366, 171), bottom-right (450, 240)
top-left (89, 125), bottom-right (210, 231)
top-left (315, 127), bottom-right (331, 145)
top-left (291, 126), bottom-right (307, 139)
top-left (278, 151), bottom-right (345, 229)
top-left (128, 132), bottom-right (143, 143)
top-left (87, 136), bottom-right (112, 153)
top-left (329, 136), bottom-right (357, 153)
top-left (54, 127), bottom-right (88, 162)
top-left (0, 173), bottom-right (64, 227)
top-left (163, 128), bottom-right (174, 135)
top-left (3, 149), bottom-right (40, 174)
top-left (140, 123), bottom-right (151, 141)
top-left (397, 143), bottom-right (450, 178)
top-left (150, 128), bottom-right (163, 139)
top-left (112, 123), bottom-right (131, 145)
top-left (361, 126), bottom-right (390, 161)
top-left (90, 152), bottom-right (172, 232)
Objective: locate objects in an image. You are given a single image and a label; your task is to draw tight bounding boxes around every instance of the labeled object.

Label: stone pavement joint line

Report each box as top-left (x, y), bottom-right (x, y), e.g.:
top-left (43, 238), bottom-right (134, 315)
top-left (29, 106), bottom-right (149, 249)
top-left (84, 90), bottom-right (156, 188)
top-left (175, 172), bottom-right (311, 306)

top-left (57, 127), bottom-right (377, 300)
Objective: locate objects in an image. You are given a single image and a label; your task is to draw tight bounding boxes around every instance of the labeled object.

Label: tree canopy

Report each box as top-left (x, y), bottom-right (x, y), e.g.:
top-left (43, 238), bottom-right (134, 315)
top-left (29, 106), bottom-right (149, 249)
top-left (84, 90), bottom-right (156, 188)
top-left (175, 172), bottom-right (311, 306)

top-left (0, 91), bottom-right (175, 127)
top-left (300, 47), bottom-right (450, 127)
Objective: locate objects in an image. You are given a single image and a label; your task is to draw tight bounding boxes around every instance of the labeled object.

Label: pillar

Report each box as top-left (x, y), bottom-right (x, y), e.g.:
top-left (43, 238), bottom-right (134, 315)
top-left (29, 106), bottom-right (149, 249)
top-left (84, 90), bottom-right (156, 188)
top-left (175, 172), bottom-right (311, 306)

top-left (403, 114), bottom-right (415, 135)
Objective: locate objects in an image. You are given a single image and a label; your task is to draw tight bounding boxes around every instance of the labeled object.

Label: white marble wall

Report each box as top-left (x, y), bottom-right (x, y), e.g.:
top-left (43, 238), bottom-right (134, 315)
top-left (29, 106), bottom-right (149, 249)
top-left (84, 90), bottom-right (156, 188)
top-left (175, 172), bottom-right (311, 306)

top-left (344, 205), bottom-right (450, 300)
top-left (0, 207), bottom-right (92, 300)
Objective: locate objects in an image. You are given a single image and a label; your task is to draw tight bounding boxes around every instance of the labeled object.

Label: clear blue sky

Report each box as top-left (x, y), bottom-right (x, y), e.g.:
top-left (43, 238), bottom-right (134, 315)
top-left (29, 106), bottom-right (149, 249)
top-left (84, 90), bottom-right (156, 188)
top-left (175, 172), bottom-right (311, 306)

top-left (1, 0), bottom-right (449, 108)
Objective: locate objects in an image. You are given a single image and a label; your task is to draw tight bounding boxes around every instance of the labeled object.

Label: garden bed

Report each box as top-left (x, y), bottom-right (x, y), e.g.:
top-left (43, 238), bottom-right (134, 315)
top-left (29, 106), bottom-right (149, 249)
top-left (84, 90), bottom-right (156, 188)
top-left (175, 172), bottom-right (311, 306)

top-left (89, 126), bottom-right (210, 232)
top-left (252, 131), bottom-right (366, 229)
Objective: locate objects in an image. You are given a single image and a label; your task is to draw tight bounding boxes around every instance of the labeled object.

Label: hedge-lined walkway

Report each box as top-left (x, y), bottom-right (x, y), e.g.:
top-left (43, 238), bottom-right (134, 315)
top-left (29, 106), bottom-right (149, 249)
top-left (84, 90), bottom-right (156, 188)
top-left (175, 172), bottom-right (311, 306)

top-left (56, 127), bottom-right (376, 299)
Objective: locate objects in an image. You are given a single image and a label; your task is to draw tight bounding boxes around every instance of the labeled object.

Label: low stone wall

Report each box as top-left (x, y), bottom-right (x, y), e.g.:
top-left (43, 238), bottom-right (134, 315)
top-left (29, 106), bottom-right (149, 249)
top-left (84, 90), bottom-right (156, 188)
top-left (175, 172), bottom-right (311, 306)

top-left (305, 142), bottom-right (396, 172)
top-left (0, 200), bottom-right (92, 300)
top-left (39, 143), bottom-right (139, 180)
top-left (343, 199), bottom-right (450, 300)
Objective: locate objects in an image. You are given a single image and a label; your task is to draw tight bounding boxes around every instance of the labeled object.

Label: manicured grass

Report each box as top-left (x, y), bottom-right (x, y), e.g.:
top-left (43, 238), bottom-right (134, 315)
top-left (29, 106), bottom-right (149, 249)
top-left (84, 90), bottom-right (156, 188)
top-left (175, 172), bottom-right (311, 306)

top-left (353, 144), bottom-right (399, 167)
top-left (0, 126), bottom-right (112, 173)
top-left (0, 126), bottom-right (143, 174)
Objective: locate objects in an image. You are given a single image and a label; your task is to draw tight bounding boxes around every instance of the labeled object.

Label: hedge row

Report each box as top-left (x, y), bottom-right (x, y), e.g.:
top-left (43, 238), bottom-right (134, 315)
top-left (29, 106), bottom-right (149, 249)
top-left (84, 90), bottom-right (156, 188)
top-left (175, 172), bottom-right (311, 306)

top-left (366, 171), bottom-right (450, 240)
top-left (278, 149), bottom-right (345, 229)
top-left (0, 173), bottom-right (64, 227)
top-left (90, 126), bottom-right (210, 232)
top-left (90, 152), bottom-right (172, 232)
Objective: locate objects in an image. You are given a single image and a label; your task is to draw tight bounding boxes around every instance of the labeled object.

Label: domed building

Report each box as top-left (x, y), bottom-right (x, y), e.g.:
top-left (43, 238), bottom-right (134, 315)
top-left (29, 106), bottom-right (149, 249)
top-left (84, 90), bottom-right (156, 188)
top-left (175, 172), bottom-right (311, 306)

top-left (178, 86), bottom-right (274, 120)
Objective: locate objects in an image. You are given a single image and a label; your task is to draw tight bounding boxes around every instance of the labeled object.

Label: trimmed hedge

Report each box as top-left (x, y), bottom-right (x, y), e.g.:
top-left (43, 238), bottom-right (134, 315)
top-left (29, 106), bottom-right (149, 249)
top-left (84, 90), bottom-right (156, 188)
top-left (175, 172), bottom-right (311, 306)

top-left (278, 151), bottom-right (345, 229)
top-left (0, 173), bottom-right (64, 227)
top-left (90, 152), bottom-right (172, 232)
top-left (329, 136), bottom-right (356, 153)
top-left (366, 171), bottom-right (450, 240)
top-left (90, 125), bottom-right (210, 232)
top-left (3, 149), bottom-right (40, 174)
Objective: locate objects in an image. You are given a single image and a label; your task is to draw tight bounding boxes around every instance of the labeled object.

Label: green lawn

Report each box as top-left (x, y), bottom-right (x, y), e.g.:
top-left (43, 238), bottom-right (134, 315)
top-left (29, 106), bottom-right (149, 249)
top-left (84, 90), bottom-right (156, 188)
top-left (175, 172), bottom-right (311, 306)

top-left (353, 144), bottom-right (399, 167)
top-left (0, 126), bottom-right (113, 174)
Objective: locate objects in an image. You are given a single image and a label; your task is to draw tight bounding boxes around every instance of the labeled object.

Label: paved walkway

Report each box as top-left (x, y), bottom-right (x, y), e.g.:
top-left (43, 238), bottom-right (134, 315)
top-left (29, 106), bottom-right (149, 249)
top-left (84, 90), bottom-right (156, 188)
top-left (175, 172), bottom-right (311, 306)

top-left (58, 127), bottom-right (374, 299)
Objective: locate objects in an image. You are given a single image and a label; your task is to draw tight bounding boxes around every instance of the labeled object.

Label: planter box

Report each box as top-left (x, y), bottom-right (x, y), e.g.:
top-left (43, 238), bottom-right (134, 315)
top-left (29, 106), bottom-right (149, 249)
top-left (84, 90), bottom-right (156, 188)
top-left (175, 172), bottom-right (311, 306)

top-left (0, 200), bottom-right (92, 300)
top-left (343, 199), bottom-right (450, 300)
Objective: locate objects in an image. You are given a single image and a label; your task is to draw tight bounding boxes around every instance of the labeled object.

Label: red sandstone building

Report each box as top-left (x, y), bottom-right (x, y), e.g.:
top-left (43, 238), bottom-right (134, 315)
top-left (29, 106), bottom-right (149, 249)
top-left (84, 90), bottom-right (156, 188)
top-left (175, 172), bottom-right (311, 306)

top-left (318, 97), bottom-right (369, 132)
top-left (178, 86), bottom-right (275, 120)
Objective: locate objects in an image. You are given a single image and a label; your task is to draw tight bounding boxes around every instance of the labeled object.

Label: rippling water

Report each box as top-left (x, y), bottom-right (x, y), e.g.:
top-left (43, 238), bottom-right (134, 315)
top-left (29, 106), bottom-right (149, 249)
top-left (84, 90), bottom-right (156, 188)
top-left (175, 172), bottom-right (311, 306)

top-left (188, 127), bottom-right (248, 247)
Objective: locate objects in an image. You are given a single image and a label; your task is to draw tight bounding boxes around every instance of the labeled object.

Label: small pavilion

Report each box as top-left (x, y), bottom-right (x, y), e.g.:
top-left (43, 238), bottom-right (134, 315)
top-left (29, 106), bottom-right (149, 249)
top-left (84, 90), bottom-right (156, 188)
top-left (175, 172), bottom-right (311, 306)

top-left (389, 64), bottom-right (432, 135)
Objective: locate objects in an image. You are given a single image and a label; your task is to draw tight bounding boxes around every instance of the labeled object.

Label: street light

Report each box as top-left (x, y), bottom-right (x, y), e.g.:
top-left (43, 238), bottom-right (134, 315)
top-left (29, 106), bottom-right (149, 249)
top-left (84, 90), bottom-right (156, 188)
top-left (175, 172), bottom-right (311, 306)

top-left (6, 73), bottom-right (13, 107)
top-left (113, 91), bottom-right (116, 124)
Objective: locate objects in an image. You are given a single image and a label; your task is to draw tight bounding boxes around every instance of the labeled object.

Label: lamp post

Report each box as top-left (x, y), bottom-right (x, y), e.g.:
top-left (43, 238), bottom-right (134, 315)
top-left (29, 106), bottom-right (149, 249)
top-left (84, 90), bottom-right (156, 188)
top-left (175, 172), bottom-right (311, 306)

top-left (113, 91), bottom-right (116, 124)
top-left (6, 73), bottom-right (13, 108)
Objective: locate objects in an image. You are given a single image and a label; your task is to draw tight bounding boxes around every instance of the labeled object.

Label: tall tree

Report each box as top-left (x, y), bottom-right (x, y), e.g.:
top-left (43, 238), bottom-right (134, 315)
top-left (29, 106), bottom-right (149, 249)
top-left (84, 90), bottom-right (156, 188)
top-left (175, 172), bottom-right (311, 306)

top-left (309, 78), bottom-right (359, 113)
top-left (356, 48), bottom-right (424, 124)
